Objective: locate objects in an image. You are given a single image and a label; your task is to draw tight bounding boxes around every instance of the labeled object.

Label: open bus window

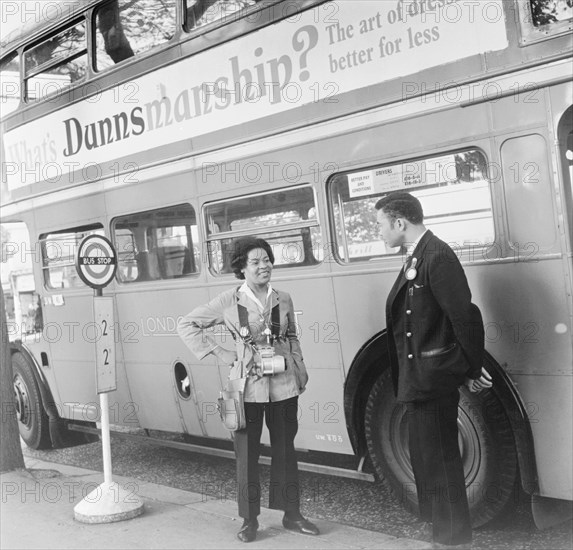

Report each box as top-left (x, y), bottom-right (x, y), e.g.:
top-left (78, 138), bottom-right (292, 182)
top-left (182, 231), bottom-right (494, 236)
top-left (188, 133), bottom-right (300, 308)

top-left (112, 204), bottom-right (199, 283)
top-left (0, 52), bottom-right (20, 116)
top-left (40, 225), bottom-right (104, 289)
top-left (519, 0), bottom-right (573, 43)
top-left (24, 21), bottom-right (87, 102)
top-left (204, 186), bottom-right (321, 274)
top-left (184, 0), bottom-right (261, 32)
top-left (329, 149), bottom-right (495, 263)
top-left (95, 0), bottom-right (176, 71)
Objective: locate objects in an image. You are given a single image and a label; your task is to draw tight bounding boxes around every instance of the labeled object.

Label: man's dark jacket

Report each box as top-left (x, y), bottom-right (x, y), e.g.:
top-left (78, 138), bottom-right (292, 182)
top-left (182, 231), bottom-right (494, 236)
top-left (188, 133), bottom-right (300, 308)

top-left (386, 230), bottom-right (484, 402)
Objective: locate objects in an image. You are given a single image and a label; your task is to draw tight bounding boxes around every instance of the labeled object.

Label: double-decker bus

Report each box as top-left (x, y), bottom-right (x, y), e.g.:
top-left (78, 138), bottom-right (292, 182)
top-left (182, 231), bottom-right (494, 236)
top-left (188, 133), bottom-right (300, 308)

top-left (1, 0), bottom-right (572, 528)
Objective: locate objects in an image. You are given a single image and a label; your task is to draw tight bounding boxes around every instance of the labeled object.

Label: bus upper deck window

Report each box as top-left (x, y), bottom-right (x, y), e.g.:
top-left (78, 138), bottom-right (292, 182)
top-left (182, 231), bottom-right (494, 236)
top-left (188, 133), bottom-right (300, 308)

top-left (24, 22), bottom-right (87, 102)
top-left (0, 52), bottom-right (20, 116)
top-left (95, 0), bottom-right (177, 71)
top-left (184, 0), bottom-right (261, 32)
top-left (520, 0), bottom-right (573, 44)
top-left (529, 0), bottom-right (572, 27)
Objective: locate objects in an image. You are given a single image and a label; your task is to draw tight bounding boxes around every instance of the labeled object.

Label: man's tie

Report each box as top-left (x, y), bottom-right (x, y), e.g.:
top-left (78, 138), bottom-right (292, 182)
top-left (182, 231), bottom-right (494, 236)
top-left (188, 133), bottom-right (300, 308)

top-left (401, 254), bottom-right (412, 276)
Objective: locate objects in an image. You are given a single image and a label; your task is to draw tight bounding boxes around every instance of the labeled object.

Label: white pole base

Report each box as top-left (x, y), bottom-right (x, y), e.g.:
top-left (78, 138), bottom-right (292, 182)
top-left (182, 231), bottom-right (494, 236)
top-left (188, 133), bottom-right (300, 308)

top-left (74, 481), bottom-right (144, 524)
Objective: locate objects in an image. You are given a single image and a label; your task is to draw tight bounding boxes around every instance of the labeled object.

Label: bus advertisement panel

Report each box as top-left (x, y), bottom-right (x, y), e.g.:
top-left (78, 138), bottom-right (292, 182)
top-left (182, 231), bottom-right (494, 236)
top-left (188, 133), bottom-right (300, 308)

top-left (3, 1), bottom-right (508, 193)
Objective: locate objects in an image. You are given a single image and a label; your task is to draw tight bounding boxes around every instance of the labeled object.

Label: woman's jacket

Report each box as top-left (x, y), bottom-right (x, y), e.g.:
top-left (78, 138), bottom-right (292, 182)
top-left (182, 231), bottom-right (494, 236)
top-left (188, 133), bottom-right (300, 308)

top-left (177, 286), bottom-right (308, 402)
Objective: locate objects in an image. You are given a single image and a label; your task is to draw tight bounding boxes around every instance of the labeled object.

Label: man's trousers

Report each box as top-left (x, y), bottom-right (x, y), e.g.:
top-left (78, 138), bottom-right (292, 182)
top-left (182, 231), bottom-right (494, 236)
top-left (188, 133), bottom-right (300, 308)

top-left (406, 390), bottom-right (472, 546)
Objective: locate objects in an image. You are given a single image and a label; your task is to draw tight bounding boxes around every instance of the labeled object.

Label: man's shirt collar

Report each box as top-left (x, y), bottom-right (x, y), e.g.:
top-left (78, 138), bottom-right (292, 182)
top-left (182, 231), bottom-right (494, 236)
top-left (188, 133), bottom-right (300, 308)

top-left (406, 229), bottom-right (428, 258)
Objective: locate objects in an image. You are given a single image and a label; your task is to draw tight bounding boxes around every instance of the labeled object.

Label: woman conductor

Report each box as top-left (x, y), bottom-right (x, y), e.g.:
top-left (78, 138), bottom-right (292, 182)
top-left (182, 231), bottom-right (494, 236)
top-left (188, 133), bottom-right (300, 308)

top-left (177, 236), bottom-right (319, 543)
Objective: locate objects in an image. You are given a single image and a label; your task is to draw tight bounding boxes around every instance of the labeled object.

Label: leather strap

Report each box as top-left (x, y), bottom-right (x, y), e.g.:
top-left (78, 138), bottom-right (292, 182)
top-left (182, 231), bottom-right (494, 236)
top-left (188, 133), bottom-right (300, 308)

top-left (237, 287), bottom-right (280, 342)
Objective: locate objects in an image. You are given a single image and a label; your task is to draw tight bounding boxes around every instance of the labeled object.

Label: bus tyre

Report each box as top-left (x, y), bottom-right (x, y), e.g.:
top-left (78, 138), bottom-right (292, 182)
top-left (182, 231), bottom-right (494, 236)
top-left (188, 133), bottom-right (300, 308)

top-left (12, 353), bottom-right (52, 450)
top-left (364, 368), bottom-right (518, 527)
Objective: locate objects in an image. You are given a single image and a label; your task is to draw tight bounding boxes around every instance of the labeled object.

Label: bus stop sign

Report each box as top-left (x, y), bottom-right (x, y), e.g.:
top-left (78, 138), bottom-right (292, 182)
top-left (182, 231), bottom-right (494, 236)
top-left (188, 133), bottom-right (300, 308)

top-left (76, 235), bottom-right (117, 289)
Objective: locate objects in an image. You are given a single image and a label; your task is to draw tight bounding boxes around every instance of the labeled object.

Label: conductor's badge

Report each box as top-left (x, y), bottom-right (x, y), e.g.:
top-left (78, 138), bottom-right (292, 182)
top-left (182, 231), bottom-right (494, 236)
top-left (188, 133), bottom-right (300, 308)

top-left (405, 257), bottom-right (418, 280)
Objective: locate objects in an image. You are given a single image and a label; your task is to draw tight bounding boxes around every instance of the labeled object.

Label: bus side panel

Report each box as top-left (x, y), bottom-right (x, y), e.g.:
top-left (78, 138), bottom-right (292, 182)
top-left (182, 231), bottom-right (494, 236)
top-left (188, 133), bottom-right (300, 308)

top-left (475, 259), bottom-right (573, 501)
top-left (115, 286), bottom-right (207, 435)
top-left (32, 198), bottom-right (137, 425)
top-left (514, 374), bottom-right (573, 501)
top-left (176, 283), bottom-right (234, 440)
top-left (476, 259), bottom-right (571, 375)
top-left (331, 272), bottom-right (390, 373)
top-left (272, 275), bottom-right (352, 453)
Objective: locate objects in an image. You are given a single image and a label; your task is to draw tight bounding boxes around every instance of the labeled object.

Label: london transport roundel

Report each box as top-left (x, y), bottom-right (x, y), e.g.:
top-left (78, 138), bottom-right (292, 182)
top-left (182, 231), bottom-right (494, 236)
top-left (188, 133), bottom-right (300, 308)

top-left (76, 235), bottom-right (118, 289)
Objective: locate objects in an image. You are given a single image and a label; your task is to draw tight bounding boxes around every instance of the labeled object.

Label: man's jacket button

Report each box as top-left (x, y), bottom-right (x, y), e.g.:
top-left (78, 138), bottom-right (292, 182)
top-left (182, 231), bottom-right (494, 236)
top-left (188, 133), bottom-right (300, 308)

top-left (406, 309), bottom-right (412, 315)
top-left (408, 354), bottom-right (413, 359)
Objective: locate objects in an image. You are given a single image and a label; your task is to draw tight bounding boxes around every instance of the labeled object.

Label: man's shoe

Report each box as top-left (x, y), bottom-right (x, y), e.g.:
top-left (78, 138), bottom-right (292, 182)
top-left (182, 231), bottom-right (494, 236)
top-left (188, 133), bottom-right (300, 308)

top-left (237, 519), bottom-right (258, 543)
top-left (282, 516), bottom-right (320, 535)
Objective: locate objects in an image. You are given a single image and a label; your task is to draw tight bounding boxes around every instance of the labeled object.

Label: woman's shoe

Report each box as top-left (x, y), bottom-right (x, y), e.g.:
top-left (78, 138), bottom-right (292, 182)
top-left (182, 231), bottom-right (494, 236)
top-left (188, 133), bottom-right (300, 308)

top-left (282, 514), bottom-right (320, 535)
top-left (237, 518), bottom-right (258, 542)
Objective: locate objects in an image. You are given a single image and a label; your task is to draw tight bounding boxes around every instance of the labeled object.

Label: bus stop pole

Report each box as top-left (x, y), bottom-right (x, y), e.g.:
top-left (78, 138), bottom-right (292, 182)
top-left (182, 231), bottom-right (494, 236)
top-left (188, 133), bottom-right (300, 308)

top-left (100, 391), bottom-right (112, 485)
top-left (73, 282), bottom-right (143, 523)
top-left (94, 287), bottom-right (113, 486)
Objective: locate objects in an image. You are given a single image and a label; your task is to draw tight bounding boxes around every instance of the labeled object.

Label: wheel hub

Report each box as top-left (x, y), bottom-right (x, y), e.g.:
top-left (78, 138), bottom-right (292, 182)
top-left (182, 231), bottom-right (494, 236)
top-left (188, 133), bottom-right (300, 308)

top-left (13, 376), bottom-right (30, 426)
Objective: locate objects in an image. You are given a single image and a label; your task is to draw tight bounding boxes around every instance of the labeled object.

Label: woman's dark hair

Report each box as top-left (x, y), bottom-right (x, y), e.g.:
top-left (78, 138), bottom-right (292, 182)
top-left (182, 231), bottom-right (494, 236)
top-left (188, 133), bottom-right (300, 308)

top-left (374, 191), bottom-right (424, 225)
top-left (230, 237), bottom-right (275, 280)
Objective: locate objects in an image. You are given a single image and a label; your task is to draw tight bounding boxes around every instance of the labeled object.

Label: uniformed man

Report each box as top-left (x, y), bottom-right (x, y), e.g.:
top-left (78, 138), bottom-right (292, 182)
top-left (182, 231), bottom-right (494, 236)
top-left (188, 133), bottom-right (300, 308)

top-left (375, 191), bottom-right (492, 547)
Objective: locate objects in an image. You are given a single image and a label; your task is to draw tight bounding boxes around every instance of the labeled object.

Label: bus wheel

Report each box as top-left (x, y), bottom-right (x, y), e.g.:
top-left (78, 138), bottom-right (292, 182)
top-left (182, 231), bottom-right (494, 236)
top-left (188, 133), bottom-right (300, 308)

top-left (364, 368), bottom-right (518, 527)
top-left (12, 353), bottom-right (52, 450)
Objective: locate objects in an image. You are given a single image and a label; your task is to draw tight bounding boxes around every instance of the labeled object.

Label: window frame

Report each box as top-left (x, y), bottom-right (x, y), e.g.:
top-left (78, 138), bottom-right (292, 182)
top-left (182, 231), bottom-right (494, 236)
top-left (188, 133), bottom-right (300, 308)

top-left (517, 0), bottom-right (573, 45)
top-left (0, 51), bottom-right (21, 117)
top-left (326, 147), bottom-right (497, 264)
top-left (23, 18), bottom-right (88, 103)
top-left (111, 203), bottom-right (200, 284)
top-left (92, 0), bottom-right (178, 74)
top-left (182, 0), bottom-right (282, 35)
top-left (203, 184), bottom-right (322, 275)
top-left (40, 224), bottom-right (104, 290)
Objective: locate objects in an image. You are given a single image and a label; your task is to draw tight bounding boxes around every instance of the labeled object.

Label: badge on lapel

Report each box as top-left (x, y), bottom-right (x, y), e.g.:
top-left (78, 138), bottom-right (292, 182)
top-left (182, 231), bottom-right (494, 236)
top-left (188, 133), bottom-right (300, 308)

top-left (405, 257), bottom-right (418, 281)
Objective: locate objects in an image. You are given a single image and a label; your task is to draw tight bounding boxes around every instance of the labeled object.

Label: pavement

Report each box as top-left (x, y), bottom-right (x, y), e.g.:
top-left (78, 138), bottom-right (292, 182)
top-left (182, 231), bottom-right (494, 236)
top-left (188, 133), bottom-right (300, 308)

top-left (0, 456), bottom-right (433, 550)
